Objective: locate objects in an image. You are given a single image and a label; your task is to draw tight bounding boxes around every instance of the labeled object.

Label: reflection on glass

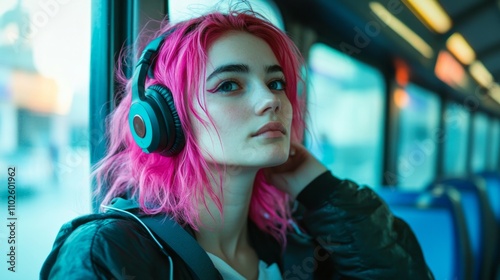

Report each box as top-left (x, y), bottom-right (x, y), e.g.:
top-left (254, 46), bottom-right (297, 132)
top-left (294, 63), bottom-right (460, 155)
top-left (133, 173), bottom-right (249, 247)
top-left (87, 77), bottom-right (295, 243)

top-left (471, 113), bottom-right (488, 172)
top-left (0, 1), bottom-right (90, 279)
top-left (443, 102), bottom-right (470, 175)
top-left (305, 43), bottom-right (385, 187)
top-left (397, 83), bottom-right (440, 190)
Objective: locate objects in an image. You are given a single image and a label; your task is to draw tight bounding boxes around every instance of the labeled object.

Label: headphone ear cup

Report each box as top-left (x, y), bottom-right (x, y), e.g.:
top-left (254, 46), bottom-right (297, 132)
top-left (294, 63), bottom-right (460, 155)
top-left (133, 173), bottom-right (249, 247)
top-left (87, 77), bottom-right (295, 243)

top-left (147, 84), bottom-right (185, 156)
top-left (129, 94), bottom-right (166, 154)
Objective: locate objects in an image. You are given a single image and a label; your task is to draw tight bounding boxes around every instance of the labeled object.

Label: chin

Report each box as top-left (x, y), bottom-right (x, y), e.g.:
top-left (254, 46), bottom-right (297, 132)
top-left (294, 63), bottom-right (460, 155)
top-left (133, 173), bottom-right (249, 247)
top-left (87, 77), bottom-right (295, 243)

top-left (259, 149), bottom-right (290, 167)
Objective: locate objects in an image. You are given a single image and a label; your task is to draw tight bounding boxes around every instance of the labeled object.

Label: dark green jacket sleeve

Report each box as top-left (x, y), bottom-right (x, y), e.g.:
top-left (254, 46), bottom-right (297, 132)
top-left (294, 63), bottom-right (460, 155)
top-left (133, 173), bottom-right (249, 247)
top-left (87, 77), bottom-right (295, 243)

top-left (296, 171), bottom-right (434, 280)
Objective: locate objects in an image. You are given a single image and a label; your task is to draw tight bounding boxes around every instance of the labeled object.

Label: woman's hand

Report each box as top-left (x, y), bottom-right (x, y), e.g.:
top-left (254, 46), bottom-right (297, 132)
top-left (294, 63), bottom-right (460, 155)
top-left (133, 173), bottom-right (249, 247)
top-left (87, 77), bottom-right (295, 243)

top-left (263, 142), bottom-right (327, 199)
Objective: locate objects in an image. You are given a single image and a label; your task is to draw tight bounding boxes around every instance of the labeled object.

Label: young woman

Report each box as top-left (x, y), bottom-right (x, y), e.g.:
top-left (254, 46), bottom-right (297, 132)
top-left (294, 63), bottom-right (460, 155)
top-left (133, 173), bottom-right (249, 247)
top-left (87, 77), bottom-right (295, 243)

top-left (41, 10), bottom-right (434, 280)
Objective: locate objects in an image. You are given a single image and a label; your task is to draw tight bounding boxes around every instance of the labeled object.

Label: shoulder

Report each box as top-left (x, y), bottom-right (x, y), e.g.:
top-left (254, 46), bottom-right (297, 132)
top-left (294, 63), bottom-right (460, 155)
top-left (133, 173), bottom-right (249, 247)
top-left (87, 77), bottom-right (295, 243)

top-left (60, 216), bottom-right (146, 247)
top-left (69, 216), bottom-right (147, 242)
top-left (46, 216), bottom-right (173, 279)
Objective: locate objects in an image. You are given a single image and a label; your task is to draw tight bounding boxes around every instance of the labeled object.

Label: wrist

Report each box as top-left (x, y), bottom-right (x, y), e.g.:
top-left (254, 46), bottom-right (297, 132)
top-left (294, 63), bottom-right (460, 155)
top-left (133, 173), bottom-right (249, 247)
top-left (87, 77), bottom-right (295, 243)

top-left (287, 156), bottom-right (327, 199)
top-left (296, 171), bottom-right (341, 209)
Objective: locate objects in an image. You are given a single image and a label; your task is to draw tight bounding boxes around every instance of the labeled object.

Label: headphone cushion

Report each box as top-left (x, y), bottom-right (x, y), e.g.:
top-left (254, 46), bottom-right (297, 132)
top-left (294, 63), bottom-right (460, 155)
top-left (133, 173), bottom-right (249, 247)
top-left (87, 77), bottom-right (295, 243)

top-left (148, 84), bottom-right (185, 156)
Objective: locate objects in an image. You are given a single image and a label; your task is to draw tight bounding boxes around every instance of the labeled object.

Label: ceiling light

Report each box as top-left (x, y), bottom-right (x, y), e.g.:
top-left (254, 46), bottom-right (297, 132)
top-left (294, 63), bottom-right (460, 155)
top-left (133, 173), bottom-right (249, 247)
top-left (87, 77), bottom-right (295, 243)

top-left (370, 2), bottom-right (434, 59)
top-left (446, 33), bottom-right (476, 65)
top-left (403, 0), bottom-right (452, 34)
top-left (489, 84), bottom-right (500, 104)
top-left (435, 50), bottom-right (467, 89)
top-left (469, 61), bottom-right (493, 88)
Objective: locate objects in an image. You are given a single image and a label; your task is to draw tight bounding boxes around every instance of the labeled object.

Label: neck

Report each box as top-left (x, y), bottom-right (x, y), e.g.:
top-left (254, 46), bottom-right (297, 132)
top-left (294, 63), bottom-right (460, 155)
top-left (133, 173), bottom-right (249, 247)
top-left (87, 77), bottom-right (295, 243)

top-left (195, 165), bottom-right (258, 258)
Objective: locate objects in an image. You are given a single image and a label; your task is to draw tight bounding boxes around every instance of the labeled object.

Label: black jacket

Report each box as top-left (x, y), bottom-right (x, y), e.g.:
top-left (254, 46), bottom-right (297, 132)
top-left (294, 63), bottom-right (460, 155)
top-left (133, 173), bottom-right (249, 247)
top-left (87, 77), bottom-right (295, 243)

top-left (40, 171), bottom-right (434, 279)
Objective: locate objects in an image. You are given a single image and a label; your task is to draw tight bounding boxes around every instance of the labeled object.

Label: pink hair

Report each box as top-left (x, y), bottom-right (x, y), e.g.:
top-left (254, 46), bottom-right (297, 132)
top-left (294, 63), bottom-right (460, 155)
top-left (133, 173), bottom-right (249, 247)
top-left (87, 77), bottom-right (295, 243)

top-left (93, 11), bottom-right (306, 247)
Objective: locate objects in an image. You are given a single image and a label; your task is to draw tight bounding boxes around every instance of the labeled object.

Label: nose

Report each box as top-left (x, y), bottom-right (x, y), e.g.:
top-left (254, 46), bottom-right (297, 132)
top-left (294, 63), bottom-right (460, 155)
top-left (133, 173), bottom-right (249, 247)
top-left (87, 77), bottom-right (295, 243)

top-left (254, 88), bottom-right (281, 115)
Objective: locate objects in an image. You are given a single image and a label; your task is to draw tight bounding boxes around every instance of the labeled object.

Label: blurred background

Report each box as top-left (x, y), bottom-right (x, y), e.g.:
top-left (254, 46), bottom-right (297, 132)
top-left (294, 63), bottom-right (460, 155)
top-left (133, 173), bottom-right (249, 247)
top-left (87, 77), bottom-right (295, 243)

top-left (0, 0), bottom-right (499, 279)
top-left (0, 0), bottom-right (90, 279)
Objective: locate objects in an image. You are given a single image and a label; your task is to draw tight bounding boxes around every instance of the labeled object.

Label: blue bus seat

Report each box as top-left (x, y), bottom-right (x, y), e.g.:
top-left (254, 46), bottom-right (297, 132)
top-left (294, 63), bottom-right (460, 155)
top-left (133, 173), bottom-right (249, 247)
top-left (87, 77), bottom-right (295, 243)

top-left (377, 187), bottom-right (473, 280)
top-left (475, 171), bottom-right (500, 279)
top-left (429, 177), bottom-right (497, 280)
top-left (476, 172), bottom-right (500, 224)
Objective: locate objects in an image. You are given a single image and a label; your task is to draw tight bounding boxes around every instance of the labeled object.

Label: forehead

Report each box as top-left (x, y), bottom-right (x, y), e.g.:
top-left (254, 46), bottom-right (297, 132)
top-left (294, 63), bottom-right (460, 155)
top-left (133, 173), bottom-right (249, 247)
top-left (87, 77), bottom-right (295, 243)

top-left (206, 31), bottom-right (279, 68)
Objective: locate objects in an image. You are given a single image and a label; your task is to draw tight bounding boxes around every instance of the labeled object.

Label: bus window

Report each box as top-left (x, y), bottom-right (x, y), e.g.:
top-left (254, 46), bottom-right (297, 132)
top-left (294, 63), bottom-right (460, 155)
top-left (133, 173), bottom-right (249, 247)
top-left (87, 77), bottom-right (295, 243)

top-left (396, 84), bottom-right (440, 190)
top-left (305, 43), bottom-right (386, 187)
top-left (0, 1), bottom-right (90, 279)
top-left (471, 112), bottom-right (488, 173)
top-left (168, 0), bottom-right (284, 29)
top-left (443, 102), bottom-right (470, 176)
top-left (489, 118), bottom-right (500, 170)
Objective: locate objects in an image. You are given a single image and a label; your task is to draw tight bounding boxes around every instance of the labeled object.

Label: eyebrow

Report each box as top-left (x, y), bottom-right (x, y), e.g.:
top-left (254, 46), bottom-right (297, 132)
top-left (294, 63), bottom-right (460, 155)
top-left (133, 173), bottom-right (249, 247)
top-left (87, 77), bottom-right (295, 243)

top-left (206, 64), bottom-right (283, 82)
top-left (266, 65), bottom-right (283, 74)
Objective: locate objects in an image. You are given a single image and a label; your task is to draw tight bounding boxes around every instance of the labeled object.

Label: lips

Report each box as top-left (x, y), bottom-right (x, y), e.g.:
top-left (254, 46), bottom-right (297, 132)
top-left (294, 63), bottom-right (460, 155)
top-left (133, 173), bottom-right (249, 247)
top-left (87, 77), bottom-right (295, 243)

top-left (252, 121), bottom-right (286, 137)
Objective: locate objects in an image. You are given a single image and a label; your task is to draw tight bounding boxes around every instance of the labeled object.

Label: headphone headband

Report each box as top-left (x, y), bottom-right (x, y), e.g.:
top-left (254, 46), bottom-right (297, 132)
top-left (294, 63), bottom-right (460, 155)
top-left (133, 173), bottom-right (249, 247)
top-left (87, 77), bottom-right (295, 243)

top-left (131, 32), bottom-right (169, 102)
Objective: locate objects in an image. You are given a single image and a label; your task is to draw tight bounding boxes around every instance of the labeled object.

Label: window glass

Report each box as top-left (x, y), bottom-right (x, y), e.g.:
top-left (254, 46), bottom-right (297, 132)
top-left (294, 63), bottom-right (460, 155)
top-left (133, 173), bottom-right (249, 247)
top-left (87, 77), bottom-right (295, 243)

top-left (489, 119), bottom-right (500, 170)
top-left (471, 113), bottom-right (488, 172)
top-left (443, 102), bottom-right (470, 175)
top-left (168, 0), bottom-right (284, 29)
top-left (305, 43), bottom-right (386, 187)
top-left (0, 1), bottom-right (90, 279)
top-left (396, 83), bottom-right (440, 190)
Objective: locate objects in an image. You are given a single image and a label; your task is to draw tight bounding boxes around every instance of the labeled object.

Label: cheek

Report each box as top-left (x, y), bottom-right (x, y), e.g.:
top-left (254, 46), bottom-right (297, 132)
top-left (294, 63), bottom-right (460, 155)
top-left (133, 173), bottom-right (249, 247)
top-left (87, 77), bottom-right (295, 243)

top-left (189, 104), bottom-right (214, 143)
top-left (281, 97), bottom-right (293, 125)
top-left (212, 105), bottom-right (249, 134)
top-left (224, 106), bottom-right (245, 118)
top-left (203, 100), bottom-right (251, 139)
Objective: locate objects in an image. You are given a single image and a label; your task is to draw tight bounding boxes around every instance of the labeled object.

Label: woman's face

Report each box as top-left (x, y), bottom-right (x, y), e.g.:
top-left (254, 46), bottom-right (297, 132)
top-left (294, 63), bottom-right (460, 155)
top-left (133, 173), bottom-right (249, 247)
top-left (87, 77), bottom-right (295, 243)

top-left (193, 31), bottom-right (292, 168)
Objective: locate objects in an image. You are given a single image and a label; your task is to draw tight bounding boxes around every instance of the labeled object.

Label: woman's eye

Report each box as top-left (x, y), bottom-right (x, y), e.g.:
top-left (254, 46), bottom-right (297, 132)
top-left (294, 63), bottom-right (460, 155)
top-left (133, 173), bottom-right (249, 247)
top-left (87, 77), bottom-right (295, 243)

top-left (268, 79), bottom-right (286, 91)
top-left (216, 81), bottom-right (240, 93)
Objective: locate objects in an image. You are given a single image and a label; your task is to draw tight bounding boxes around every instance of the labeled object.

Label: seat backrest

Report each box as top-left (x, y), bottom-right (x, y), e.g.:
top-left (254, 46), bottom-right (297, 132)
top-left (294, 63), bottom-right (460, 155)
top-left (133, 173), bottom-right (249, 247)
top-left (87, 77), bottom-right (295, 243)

top-left (377, 188), bottom-right (473, 280)
top-left (476, 172), bottom-right (500, 224)
top-left (474, 172), bottom-right (500, 278)
top-left (430, 177), bottom-right (497, 280)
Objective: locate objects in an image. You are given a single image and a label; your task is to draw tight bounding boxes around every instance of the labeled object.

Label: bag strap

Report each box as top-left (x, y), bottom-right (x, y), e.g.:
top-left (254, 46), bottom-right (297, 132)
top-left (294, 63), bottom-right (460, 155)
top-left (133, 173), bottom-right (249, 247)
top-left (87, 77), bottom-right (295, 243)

top-left (106, 198), bottom-right (220, 280)
top-left (140, 215), bottom-right (220, 280)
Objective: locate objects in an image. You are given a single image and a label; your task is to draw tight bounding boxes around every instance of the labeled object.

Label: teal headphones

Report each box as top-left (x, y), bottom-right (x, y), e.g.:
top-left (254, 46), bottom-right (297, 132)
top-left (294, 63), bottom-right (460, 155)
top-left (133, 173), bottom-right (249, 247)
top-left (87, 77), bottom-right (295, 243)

top-left (129, 31), bottom-right (185, 156)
